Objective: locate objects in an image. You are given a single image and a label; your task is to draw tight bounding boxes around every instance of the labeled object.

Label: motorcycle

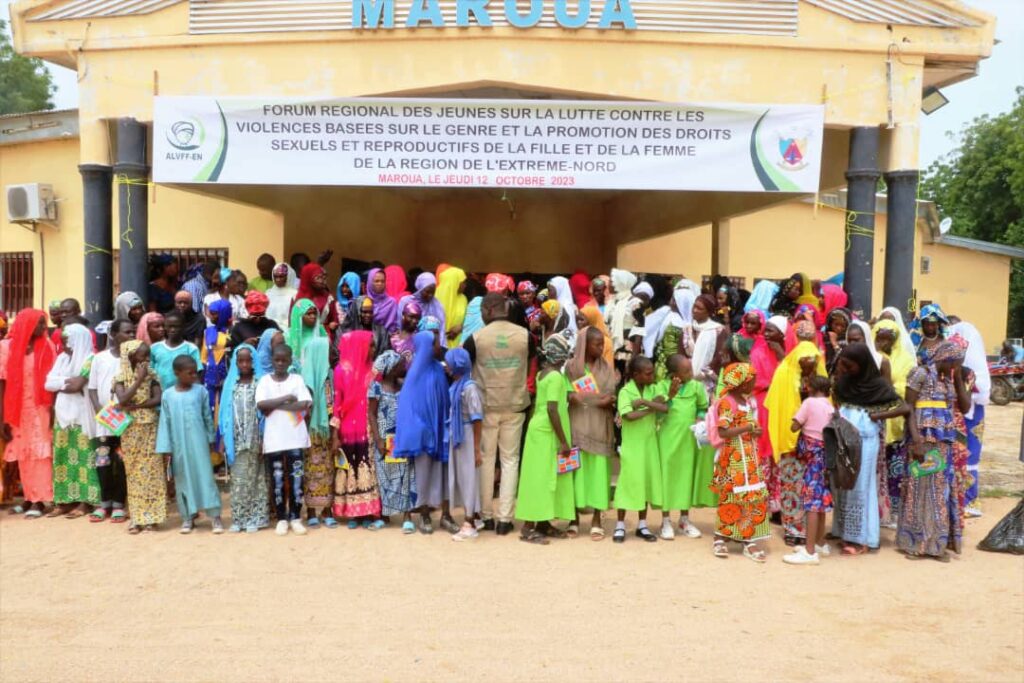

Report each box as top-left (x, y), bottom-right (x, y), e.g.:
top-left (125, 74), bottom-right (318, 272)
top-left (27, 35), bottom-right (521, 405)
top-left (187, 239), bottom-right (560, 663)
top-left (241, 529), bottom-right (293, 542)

top-left (989, 362), bottom-right (1024, 405)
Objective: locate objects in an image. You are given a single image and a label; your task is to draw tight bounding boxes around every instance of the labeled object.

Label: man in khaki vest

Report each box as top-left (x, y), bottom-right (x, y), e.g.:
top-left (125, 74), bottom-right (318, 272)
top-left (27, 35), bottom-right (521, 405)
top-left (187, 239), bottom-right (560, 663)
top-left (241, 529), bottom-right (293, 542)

top-left (464, 293), bottom-right (533, 535)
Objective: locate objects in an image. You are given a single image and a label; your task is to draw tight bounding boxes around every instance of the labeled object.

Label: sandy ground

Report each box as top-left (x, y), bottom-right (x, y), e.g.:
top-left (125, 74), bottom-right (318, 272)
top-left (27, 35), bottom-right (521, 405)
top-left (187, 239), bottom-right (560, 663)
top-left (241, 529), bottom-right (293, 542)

top-left (1, 410), bottom-right (1021, 682)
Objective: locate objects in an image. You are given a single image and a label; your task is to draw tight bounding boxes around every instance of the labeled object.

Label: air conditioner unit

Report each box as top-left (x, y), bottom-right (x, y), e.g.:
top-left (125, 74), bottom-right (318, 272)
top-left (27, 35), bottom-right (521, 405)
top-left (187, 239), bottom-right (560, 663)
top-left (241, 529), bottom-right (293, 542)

top-left (6, 183), bottom-right (57, 222)
top-left (920, 256), bottom-right (932, 274)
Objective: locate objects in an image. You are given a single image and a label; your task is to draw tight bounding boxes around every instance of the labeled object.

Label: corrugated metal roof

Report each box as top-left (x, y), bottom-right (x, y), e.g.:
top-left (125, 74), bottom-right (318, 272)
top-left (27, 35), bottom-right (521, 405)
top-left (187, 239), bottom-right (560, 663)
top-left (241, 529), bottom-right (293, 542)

top-left (0, 109), bottom-right (80, 146)
top-left (933, 235), bottom-right (1024, 259)
top-left (0, 107), bottom-right (77, 120)
top-left (803, 0), bottom-right (979, 27)
top-left (187, 0), bottom-right (799, 36)
top-left (31, 0), bottom-right (181, 20)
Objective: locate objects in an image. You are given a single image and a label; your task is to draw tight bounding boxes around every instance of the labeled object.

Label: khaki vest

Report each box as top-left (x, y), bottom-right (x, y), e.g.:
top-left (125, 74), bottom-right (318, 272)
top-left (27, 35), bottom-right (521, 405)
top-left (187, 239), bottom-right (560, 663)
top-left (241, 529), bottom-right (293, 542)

top-left (471, 320), bottom-right (530, 413)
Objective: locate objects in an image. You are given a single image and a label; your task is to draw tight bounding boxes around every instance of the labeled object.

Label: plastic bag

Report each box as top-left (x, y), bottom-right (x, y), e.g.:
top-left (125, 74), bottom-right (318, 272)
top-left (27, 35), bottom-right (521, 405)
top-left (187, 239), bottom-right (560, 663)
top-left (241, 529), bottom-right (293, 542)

top-left (978, 499), bottom-right (1024, 555)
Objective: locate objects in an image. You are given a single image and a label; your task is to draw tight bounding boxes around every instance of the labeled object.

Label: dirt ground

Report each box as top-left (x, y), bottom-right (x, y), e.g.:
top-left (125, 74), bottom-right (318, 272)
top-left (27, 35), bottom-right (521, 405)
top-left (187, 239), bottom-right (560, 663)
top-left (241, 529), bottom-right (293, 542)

top-left (0, 409), bottom-right (1021, 682)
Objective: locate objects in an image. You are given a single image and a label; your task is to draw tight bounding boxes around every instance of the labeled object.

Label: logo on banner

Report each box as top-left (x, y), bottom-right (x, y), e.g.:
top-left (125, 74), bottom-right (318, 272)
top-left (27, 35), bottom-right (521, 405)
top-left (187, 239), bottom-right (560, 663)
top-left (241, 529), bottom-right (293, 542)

top-left (166, 118), bottom-right (205, 151)
top-left (776, 129), bottom-right (811, 171)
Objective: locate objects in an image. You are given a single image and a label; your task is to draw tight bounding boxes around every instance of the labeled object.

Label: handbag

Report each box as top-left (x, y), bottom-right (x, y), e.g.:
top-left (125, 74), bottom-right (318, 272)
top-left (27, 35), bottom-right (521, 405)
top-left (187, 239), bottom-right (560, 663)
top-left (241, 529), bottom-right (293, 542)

top-left (910, 447), bottom-right (945, 478)
top-left (557, 447), bottom-right (581, 474)
top-left (823, 409), bottom-right (862, 490)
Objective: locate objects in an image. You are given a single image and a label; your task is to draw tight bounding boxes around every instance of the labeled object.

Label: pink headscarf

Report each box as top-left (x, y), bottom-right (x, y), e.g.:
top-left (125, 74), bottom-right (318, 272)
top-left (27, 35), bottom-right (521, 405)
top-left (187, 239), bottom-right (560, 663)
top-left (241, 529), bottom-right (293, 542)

top-left (741, 310), bottom-right (777, 394)
top-left (384, 265), bottom-right (409, 302)
top-left (136, 312), bottom-right (164, 345)
top-left (333, 330), bottom-right (374, 443)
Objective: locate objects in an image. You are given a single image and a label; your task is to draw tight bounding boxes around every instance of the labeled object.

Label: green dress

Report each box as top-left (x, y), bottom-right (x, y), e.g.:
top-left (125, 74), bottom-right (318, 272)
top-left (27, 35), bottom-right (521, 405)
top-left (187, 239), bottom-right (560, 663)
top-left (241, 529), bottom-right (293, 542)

top-left (655, 379), bottom-right (712, 510)
top-left (613, 380), bottom-right (663, 511)
top-left (516, 370), bottom-right (575, 522)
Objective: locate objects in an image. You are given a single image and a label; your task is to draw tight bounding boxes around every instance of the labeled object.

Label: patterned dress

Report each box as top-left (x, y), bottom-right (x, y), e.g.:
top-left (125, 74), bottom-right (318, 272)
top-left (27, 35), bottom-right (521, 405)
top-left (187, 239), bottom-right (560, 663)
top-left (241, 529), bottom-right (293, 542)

top-left (710, 396), bottom-right (769, 542)
top-left (897, 367), bottom-right (962, 556)
top-left (305, 378), bottom-right (335, 510)
top-left (369, 380), bottom-right (415, 516)
top-left (228, 381), bottom-right (269, 529)
top-left (121, 369), bottom-right (166, 525)
top-left (52, 425), bottom-right (101, 505)
top-left (799, 435), bottom-right (833, 512)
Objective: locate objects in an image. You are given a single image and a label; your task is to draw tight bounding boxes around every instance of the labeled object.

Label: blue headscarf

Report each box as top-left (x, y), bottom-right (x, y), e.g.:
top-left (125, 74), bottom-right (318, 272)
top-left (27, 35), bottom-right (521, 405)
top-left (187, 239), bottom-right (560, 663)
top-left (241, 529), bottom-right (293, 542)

top-left (219, 267), bottom-right (233, 284)
top-left (909, 303), bottom-right (949, 347)
top-left (445, 348), bottom-right (477, 450)
top-left (743, 279), bottom-right (779, 316)
top-left (219, 343), bottom-right (258, 467)
top-left (336, 271), bottom-right (362, 310)
top-left (301, 336), bottom-right (331, 438)
top-left (255, 328), bottom-right (277, 379)
top-left (204, 298), bottom-right (233, 388)
top-left (459, 297), bottom-right (485, 344)
top-left (393, 331), bottom-right (450, 462)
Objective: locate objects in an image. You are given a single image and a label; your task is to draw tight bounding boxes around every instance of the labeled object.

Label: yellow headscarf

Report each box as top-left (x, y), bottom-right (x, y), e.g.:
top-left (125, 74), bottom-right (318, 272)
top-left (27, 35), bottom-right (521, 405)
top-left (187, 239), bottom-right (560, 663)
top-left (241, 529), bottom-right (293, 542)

top-left (795, 273), bottom-right (819, 306)
top-left (436, 266), bottom-right (468, 339)
top-left (764, 341), bottom-right (827, 461)
top-left (874, 319), bottom-right (914, 443)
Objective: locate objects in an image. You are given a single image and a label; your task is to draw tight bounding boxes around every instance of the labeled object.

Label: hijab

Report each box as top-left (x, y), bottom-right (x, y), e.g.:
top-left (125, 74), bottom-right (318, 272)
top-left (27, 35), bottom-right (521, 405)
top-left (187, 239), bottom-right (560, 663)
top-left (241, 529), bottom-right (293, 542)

top-left (460, 297), bottom-right (485, 345)
top-left (3, 309), bottom-right (56, 426)
top-left (834, 342), bottom-right (900, 407)
top-left (176, 291), bottom-right (206, 343)
top-left (548, 276), bottom-right (578, 333)
top-left (384, 265), bottom-right (410, 302)
top-left (580, 304), bottom-right (614, 364)
top-left (643, 283), bottom-right (695, 358)
top-left (445, 347), bottom-right (477, 449)
top-left (909, 303), bottom-right (949, 347)
top-left (367, 267), bottom-right (400, 331)
top-left (607, 269), bottom-right (637, 351)
top-left (569, 270), bottom-right (593, 309)
top-left (766, 315), bottom-right (788, 337)
top-left (219, 343), bottom-right (258, 466)
top-left (47, 323), bottom-right (95, 434)
top-left (847, 319), bottom-right (882, 369)
top-left (335, 272), bottom-right (361, 310)
top-left (115, 291), bottom-right (143, 320)
top-left (821, 283), bottom-right (849, 318)
top-left (436, 266), bottom-right (468, 338)
top-left (302, 336), bottom-right (331, 438)
top-left (744, 279), bottom-right (779, 316)
top-left (565, 327), bottom-right (617, 456)
top-left (742, 311), bottom-right (778, 394)
top-left (949, 321), bottom-right (991, 412)
top-left (541, 333), bottom-right (574, 367)
top-left (691, 294), bottom-right (723, 375)
top-left (879, 306), bottom-right (917, 360)
top-left (287, 299), bottom-right (325, 371)
top-left (334, 331), bottom-right (373, 443)
top-left (295, 264), bottom-right (331, 314)
top-left (393, 331), bottom-right (450, 462)
top-left (136, 312), bottom-right (164, 345)
top-left (765, 341), bottom-right (826, 460)
top-left (255, 328), bottom-right (277, 379)
top-left (373, 349), bottom-right (403, 379)
top-left (267, 262), bottom-right (298, 329)
top-left (401, 272), bottom-right (445, 325)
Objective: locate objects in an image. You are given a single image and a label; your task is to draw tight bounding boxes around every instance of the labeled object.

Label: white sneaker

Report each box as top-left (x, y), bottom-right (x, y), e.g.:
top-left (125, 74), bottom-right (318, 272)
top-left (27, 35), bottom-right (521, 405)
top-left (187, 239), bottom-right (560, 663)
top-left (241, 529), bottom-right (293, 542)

top-left (679, 519), bottom-right (702, 539)
top-left (965, 506), bottom-right (983, 519)
top-left (783, 546), bottom-right (820, 565)
top-left (452, 526), bottom-right (479, 542)
top-left (275, 520), bottom-right (289, 536)
top-left (660, 520), bottom-right (675, 541)
top-left (816, 543), bottom-right (832, 557)
top-left (290, 519), bottom-right (307, 536)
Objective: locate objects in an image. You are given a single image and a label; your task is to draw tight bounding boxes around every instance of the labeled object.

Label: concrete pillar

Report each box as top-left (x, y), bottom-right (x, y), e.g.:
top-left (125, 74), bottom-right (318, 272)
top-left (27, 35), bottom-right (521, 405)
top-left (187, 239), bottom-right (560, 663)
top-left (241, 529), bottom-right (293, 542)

top-left (710, 218), bottom-right (731, 278)
top-left (883, 170), bottom-right (919, 317)
top-left (79, 164), bottom-right (113, 325)
top-left (843, 127), bottom-right (881, 318)
top-left (114, 118), bottom-right (150, 303)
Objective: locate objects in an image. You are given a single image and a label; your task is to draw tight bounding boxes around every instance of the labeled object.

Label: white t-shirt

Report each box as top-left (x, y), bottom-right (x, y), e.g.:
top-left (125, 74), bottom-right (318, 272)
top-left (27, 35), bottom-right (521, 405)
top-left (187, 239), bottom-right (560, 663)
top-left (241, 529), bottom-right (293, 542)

top-left (255, 373), bottom-right (313, 454)
top-left (88, 350), bottom-right (122, 437)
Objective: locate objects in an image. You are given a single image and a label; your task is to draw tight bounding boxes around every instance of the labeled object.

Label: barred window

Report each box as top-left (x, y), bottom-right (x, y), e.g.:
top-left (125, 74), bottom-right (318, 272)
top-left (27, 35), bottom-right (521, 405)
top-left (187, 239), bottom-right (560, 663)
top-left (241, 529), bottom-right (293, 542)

top-left (112, 248), bottom-right (228, 291)
top-left (0, 252), bottom-right (34, 313)
top-left (702, 275), bottom-right (747, 290)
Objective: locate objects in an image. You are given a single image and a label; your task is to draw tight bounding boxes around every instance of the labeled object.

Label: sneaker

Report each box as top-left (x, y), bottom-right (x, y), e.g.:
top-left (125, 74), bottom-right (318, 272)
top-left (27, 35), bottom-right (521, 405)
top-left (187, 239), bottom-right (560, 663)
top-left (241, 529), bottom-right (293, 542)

top-left (212, 517), bottom-right (225, 535)
top-left (228, 523), bottom-right (242, 534)
top-left (965, 506), bottom-right (983, 519)
top-left (290, 519), bottom-right (307, 536)
top-left (816, 543), bottom-right (832, 557)
top-left (179, 520), bottom-right (194, 535)
top-left (452, 526), bottom-right (479, 542)
top-left (783, 546), bottom-right (820, 565)
top-left (679, 519), bottom-right (702, 539)
top-left (245, 525), bottom-right (259, 534)
top-left (660, 520), bottom-right (675, 541)
top-left (440, 517), bottom-right (460, 534)
top-left (275, 520), bottom-right (289, 536)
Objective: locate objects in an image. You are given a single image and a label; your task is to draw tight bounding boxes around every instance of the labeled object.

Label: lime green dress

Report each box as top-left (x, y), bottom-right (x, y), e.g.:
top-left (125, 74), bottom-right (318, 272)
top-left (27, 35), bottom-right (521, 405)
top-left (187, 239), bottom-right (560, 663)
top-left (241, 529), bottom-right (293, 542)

top-left (516, 370), bottom-right (575, 522)
top-left (613, 380), bottom-right (663, 511)
top-left (656, 379), bottom-right (713, 510)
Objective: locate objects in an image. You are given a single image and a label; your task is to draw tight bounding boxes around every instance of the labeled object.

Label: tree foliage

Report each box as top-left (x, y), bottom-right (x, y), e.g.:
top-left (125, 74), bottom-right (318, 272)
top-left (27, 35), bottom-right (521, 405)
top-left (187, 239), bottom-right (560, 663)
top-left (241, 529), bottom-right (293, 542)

top-left (0, 19), bottom-right (55, 115)
top-left (921, 86), bottom-right (1024, 338)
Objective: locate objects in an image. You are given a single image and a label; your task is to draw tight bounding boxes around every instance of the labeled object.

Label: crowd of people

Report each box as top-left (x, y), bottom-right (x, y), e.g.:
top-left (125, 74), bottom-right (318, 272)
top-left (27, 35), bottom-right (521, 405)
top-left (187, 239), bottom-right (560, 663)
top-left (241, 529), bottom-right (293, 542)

top-left (0, 254), bottom-right (993, 564)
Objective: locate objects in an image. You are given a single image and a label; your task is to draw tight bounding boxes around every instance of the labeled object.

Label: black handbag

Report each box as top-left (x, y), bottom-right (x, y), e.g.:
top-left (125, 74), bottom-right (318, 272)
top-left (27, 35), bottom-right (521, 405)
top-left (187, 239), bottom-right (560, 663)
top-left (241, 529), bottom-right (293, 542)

top-left (823, 410), bottom-right (862, 490)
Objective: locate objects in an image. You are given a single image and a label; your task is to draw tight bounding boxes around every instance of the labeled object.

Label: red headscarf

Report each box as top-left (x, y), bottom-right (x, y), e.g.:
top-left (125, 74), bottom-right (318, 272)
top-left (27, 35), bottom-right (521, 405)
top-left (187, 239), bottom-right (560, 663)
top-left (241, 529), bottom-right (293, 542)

top-left (485, 273), bottom-right (515, 295)
top-left (569, 270), bottom-right (592, 309)
top-left (384, 265), bottom-right (409, 302)
top-left (244, 290), bottom-right (270, 316)
top-left (295, 264), bottom-right (330, 313)
top-left (821, 283), bottom-right (849, 319)
top-left (3, 309), bottom-right (56, 426)
top-left (333, 330), bottom-right (374, 443)
top-left (741, 310), bottom-right (778, 394)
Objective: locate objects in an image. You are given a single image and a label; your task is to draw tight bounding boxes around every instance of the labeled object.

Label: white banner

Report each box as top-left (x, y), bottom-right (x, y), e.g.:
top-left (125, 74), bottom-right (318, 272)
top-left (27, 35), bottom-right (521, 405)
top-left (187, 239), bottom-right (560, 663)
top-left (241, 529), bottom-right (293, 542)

top-left (153, 96), bottom-right (824, 192)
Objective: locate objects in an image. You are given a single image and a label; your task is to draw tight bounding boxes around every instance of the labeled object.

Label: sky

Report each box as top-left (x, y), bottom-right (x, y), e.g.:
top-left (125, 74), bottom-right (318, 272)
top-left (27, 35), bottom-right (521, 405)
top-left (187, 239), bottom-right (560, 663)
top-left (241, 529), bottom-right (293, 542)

top-left (2, 0), bottom-right (1022, 169)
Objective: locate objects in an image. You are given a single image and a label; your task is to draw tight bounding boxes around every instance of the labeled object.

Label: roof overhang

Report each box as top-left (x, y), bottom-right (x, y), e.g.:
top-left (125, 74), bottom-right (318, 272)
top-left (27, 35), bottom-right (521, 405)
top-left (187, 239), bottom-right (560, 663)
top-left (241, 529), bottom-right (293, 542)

top-left (0, 108), bottom-right (80, 146)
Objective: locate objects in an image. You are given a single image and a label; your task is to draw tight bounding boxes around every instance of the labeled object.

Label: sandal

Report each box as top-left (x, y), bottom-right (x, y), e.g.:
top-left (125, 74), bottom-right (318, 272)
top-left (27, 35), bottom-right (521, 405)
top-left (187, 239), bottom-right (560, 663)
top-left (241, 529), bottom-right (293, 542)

top-left (65, 508), bottom-right (87, 520)
top-left (110, 510), bottom-right (128, 524)
top-left (128, 524), bottom-right (142, 535)
top-left (590, 526), bottom-right (606, 541)
top-left (89, 509), bottom-right (108, 523)
top-left (306, 517), bottom-right (321, 529)
top-left (519, 529), bottom-right (550, 545)
top-left (419, 518), bottom-right (434, 535)
top-left (367, 519), bottom-right (386, 531)
top-left (612, 528), bottom-right (626, 544)
top-left (24, 508), bottom-right (43, 519)
top-left (9, 505), bottom-right (25, 515)
top-left (566, 523), bottom-right (579, 539)
top-left (713, 540), bottom-right (729, 558)
top-left (841, 543), bottom-right (869, 556)
top-left (46, 507), bottom-right (66, 518)
top-left (743, 543), bottom-right (767, 563)
top-left (402, 520), bottom-right (416, 534)
top-left (322, 517), bottom-right (339, 529)
top-left (541, 524), bottom-right (568, 539)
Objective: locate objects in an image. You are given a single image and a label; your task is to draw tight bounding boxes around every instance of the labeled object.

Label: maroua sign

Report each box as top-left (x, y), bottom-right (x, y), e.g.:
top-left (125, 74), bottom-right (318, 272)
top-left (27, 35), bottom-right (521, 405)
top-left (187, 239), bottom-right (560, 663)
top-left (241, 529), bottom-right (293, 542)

top-left (353, 0), bottom-right (636, 29)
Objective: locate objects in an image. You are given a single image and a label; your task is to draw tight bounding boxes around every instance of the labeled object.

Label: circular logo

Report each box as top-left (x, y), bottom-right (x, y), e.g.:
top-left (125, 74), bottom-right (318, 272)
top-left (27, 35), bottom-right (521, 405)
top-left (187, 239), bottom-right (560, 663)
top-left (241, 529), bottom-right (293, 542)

top-left (167, 118), bottom-right (205, 151)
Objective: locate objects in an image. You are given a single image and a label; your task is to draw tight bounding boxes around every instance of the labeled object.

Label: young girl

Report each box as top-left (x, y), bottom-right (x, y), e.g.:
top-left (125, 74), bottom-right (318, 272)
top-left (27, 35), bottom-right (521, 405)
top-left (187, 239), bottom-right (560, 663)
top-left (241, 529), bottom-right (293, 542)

top-left (202, 299), bottom-right (233, 452)
top-left (368, 350), bottom-right (415, 533)
top-left (783, 375), bottom-right (835, 565)
top-left (136, 312), bottom-right (165, 346)
top-left (219, 344), bottom-right (269, 533)
top-left (333, 331), bottom-right (383, 528)
top-left (156, 354), bottom-right (223, 535)
top-left (151, 311), bottom-right (202, 389)
top-left (256, 344), bottom-right (312, 536)
top-left (613, 355), bottom-right (666, 543)
top-left (44, 324), bottom-right (100, 519)
top-left (88, 318), bottom-right (135, 523)
top-left (114, 340), bottom-right (165, 533)
top-left (655, 355), bottom-right (709, 540)
top-left (711, 363), bottom-right (769, 562)
top-left (445, 347), bottom-right (484, 541)
top-left (516, 334), bottom-right (575, 545)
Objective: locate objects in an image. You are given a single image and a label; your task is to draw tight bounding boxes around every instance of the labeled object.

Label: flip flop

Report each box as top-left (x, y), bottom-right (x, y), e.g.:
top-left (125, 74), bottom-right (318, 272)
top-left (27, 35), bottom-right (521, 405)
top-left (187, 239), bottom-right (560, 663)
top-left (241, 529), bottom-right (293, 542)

top-left (322, 517), bottom-right (339, 529)
top-left (110, 510), bottom-right (128, 524)
top-left (306, 517), bottom-right (321, 529)
top-left (402, 520), bottom-right (416, 534)
top-left (65, 509), bottom-right (87, 520)
top-left (24, 509), bottom-right (43, 519)
top-left (89, 509), bottom-right (108, 523)
top-left (45, 507), bottom-right (65, 518)
top-left (9, 505), bottom-right (25, 515)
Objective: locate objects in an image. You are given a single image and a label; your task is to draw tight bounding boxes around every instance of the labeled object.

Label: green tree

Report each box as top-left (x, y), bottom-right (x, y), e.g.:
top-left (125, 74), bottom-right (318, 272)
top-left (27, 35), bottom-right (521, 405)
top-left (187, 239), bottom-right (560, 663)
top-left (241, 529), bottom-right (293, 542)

top-left (0, 19), bottom-right (55, 115)
top-left (921, 86), bottom-right (1024, 338)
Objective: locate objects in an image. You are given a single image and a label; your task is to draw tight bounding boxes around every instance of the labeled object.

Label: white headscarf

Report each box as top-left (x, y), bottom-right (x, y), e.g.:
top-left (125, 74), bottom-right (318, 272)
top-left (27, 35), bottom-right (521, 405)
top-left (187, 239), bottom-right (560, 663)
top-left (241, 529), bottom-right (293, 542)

top-left (879, 306), bottom-right (916, 360)
top-left (950, 321), bottom-right (990, 412)
top-left (44, 324), bottom-right (96, 436)
top-left (610, 269), bottom-right (637, 302)
top-left (766, 315), bottom-right (788, 336)
top-left (691, 297), bottom-right (723, 379)
top-left (848, 319), bottom-right (882, 369)
top-left (548, 276), bottom-right (577, 333)
top-left (608, 269), bottom-right (638, 351)
top-left (643, 283), bottom-right (696, 358)
top-left (266, 262), bottom-right (298, 330)
top-left (632, 282), bottom-right (654, 300)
